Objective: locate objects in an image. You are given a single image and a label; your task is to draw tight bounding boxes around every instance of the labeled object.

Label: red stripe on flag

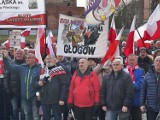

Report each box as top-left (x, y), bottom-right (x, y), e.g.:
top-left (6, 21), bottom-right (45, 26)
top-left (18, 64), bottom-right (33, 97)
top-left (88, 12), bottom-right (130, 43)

top-left (0, 14), bottom-right (46, 26)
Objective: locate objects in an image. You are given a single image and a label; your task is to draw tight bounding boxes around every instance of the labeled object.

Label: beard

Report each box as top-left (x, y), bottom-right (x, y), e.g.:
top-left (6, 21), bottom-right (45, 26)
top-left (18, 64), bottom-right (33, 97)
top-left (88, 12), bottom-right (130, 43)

top-left (46, 63), bottom-right (55, 67)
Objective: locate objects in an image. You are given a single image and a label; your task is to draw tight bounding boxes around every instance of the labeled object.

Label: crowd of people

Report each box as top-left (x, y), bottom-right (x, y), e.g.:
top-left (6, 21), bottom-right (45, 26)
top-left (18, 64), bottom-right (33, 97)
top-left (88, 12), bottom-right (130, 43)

top-left (0, 39), bottom-right (160, 120)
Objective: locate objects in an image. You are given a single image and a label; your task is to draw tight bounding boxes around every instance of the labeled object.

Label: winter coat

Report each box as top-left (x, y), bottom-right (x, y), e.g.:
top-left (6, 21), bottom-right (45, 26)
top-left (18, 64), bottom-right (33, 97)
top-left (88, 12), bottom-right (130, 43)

top-left (3, 57), bottom-right (41, 99)
top-left (59, 58), bottom-right (71, 84)
top-left (3, 59), bottom-right (25, 98)
top-left (124, 67), bottom-right (144, 107)
top-left (68, 67), bottom-right (100, 107)
top-left (101, 70), bottom-right (134, 111)
top-left (40, 65), bottom-right (68, 104)
top-left (140, 66), bottom-right (160, 112)
top-left (138, 56), bottom-right (153, 73)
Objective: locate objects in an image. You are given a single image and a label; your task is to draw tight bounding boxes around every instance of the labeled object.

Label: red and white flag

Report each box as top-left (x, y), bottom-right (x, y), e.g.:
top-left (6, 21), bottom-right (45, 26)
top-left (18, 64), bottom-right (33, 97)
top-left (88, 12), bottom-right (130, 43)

top-left (2, 40), bottom-right (9, 48)
top-left (39, 28), bottom-right (45, 55)
top-left (2, 38), bottom-right (26, 49)
top-left (46, 31), bottom-right (55, 57)
top-left (143, 4), bottom-right (160, 40)
top-left (124, 15), bottom-right (136, 58)
top-left (50, 31), bottom-right (55, 44)
top-left (115, 0), bottom-right (121, 7)
top-left (20, 37), bottom-right (25, 48)
top-left (100, 26), bottom-right (124, 64)
top-left (34, 28), bottom-right (44, 67)
top-left (21, 28), bottom-right (31, 37)
top-left (108, 15), bottom-right (117, 43)
top-left (134, 23), bottom-right (146, 48)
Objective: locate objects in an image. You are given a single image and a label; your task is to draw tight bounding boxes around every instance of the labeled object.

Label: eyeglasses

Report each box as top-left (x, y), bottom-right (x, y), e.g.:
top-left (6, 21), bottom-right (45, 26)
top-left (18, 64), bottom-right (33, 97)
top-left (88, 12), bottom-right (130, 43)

top-left (112, 64), bottom-right (120, 66)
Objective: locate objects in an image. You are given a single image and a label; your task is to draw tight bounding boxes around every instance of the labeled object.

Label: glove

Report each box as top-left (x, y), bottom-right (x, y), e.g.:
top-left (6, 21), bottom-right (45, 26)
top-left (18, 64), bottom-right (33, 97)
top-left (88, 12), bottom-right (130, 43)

top-left (67, 103), bottom-right (74, 110)
top-left (92, 103), bottom-right (100, 119)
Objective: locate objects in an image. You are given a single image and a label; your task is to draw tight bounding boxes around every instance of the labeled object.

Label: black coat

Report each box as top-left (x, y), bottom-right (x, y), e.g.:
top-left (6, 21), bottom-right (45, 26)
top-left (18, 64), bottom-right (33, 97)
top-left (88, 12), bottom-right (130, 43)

top-left (3, 59), bottom-right (25, 98)
top-left (101, 70), bottom-right (134, 111)
top-left (40, 65), bottom-right (68, 104)
top-left (138, 56), bottom-right (153, 74)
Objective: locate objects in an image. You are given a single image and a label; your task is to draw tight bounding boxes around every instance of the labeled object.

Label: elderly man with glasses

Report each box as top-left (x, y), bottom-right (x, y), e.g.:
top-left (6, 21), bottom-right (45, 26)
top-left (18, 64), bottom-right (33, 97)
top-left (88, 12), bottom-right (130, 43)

top-left (101, 56), bottom-right (134, 120)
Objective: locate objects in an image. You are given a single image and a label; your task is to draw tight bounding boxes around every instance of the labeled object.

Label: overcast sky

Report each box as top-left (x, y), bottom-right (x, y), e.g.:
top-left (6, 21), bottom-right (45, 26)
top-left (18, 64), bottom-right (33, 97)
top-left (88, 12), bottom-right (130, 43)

top-left (77, 0), bottom-right (86, 7)
top-left (77, 0), bottom-right (132, 7)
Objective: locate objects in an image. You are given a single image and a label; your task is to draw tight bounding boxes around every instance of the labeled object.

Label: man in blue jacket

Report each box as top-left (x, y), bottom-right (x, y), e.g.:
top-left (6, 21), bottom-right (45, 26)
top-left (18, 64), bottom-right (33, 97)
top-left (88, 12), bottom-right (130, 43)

top-left (140, 56), bottom-right (160, 120)
top-left (3, 51), bottom-right (40, 120)
top-left (124, 54), bottom-right (144, 120)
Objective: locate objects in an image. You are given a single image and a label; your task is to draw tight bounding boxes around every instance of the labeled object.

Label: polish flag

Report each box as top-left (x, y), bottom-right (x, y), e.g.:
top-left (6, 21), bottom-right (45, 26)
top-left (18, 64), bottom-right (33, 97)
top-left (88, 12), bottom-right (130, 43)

top-left (2, 38), bottom-right (25, 49)
top-left (34, 28), bottom-right (44, 67)
top-left (100, 26), bottom-right (124, 64)
top-left (115, 0), bottom-right (121, 7)
top-left (124, 15), bottom-right (136, 58)
top-left (20, 37), bottom-right (25, 48)
top-left (143, 4), bottom-right (160, 40)
top-left (37, 28), bottom-right (45, 55)
top-left (46, 31), bottom-right (55, 57)
top-left (108, 15), bottom-right (117, 43)
top-left (2, 40), bottom-right (9, 48)
top-left (21, 28), bottom-right (31, 37)
top-left (134, 24), bottom-right (146, 48)
top-left (111, 26), bottom-right (125, 59)
top-left (49, 31), bottom-right (56, 45)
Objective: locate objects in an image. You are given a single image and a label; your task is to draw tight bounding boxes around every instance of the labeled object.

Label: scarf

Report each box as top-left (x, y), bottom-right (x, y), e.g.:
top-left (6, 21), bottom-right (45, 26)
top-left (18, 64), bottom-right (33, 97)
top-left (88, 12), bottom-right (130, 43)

top-left (41, 66), bottom-right (66, 80)
top-left (127, 65), bottom-right (139, 83)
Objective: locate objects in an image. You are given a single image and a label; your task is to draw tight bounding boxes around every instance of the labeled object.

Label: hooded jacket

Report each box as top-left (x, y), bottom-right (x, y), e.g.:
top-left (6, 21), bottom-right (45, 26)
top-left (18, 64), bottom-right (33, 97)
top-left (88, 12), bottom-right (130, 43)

top-left (68, 67), bottom-right (100, 107)
top-left (4, 57), bottom-right (41, 99)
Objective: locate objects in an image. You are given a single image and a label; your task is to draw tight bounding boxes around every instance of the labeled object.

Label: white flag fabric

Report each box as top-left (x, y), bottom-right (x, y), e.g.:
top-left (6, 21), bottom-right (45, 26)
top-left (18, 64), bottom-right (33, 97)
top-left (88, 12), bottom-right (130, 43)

top-left (108, 15), bottom-right (117, 43)
top-left (21, 28), bottom-right (31, 37)
top-left (143, 4), bottom-right (160, 40)
top-left (46, 31), bottom-right (55, 57)
top-left (124, 15), bottom-right (136, 57)
top-left (100, 26), bottom-right (124, 64)
top-left (34, 28), bottom-right (44, 68)
top-left (57, 14), bottom-right (109, 58)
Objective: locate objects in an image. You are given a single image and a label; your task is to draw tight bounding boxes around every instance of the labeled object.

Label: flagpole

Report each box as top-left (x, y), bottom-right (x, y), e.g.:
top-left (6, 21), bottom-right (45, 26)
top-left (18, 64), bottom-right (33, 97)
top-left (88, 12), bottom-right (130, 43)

top-left (44, 28), bottom-right (47, 58)
top-left (121, 0), bottom-right (146, 48)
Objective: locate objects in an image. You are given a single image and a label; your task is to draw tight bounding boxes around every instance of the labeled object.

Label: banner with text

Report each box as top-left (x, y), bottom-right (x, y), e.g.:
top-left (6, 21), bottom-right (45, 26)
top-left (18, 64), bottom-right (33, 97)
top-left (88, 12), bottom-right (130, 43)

top-left (0, 0), bottom-right (46, 28)
top-left (57, 14), bottom-right (109, 58)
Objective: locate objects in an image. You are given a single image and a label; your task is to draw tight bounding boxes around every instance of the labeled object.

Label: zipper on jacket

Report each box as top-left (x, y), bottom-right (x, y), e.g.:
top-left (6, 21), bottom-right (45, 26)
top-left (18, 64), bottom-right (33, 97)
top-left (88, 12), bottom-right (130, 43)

top-left (30, 76), bottom-right (32, 83)
top-left (26, 69), bottom-right (31, 99)
top-left (25, 76), bottom-right (26, 83)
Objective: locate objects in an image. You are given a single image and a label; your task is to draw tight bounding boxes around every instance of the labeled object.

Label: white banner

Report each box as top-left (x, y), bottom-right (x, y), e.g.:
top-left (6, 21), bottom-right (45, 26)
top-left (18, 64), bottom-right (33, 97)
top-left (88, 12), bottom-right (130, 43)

top-left (0, 0), bottom-right (46, 28)
top-left (57, 14), bottom-right (109, 58)
top-left (9, 30), bottom-right (21, 48)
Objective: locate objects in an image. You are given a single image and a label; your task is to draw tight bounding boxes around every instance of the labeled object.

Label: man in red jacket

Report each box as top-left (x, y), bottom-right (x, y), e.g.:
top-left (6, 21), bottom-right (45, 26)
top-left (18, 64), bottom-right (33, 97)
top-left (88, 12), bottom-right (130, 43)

top-left (68, 58), bottom-right (100, 120)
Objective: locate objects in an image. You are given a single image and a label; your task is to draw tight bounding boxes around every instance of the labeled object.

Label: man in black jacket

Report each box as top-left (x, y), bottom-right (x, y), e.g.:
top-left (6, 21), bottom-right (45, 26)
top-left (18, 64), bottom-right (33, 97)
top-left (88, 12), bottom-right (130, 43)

top-left (101, 57), bottom-right (134, 120)
top-left (138, 47), bottom-right (153, 74)
top-left (38, 55), bottom-right (68, 120)
top-left (4, 48), bottom-right (25, 120)
top-left (57, 55), bottom-right (71, 120)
